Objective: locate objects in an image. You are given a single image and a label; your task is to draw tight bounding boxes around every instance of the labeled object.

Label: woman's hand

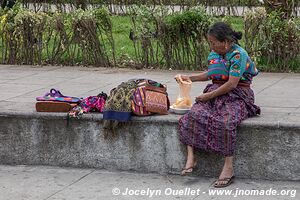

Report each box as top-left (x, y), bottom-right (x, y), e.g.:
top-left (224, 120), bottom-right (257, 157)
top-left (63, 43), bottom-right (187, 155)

top-left (195, 92), bottom-right (213, 102)
top-left (175, 74), bottom-right (191, 83)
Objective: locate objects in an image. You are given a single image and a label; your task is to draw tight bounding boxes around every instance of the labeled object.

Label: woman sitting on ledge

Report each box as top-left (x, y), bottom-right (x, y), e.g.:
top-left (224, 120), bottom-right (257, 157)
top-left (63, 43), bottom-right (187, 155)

top-left (176, 22), bottom-right (260, 188)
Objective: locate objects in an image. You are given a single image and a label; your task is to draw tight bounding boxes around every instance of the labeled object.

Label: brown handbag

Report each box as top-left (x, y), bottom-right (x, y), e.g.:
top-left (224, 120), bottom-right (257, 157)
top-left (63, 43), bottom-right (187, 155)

top-left (144, 84), bottom-right (170, 115)
top-left (132, 80), bottom-right (170, 115)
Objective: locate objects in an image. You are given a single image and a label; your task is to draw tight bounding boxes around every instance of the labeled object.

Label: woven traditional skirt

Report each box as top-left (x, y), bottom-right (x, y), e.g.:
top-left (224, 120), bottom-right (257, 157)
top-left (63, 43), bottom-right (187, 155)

top-left (178, 83), bottom-right (260, 156)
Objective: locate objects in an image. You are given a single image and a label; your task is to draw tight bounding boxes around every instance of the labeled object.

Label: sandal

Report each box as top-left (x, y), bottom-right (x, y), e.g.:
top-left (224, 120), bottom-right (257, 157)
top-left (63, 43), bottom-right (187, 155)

top-left (36, 88), bottom-right (81, 103)
top-left (214, 175), bottom-right (235, 188)
top-left (180, 161), bottom-right (197, 176)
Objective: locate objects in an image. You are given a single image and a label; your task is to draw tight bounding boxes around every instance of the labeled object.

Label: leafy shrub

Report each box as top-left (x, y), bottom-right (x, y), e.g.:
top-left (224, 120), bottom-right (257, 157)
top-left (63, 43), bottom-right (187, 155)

top-left (245, 7), bottom-right (300, 71)
top-left (162, 6), bottom-right (212, 70)
top-left (129, 5), bottom-right (212, 69)
top-left (0, 4), bottom-right (115, 66)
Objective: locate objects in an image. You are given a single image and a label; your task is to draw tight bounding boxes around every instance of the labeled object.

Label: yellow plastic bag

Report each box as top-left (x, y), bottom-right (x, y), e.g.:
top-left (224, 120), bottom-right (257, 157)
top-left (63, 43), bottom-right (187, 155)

top-left (172, 75), bottom-right (192, 109)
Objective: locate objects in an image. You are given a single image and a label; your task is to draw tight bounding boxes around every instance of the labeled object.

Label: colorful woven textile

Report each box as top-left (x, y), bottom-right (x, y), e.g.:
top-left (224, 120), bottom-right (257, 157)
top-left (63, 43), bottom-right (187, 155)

top-left (178, 84), bottom-right (260, 156)
top-left (207, 44), bottom-right (258, 83)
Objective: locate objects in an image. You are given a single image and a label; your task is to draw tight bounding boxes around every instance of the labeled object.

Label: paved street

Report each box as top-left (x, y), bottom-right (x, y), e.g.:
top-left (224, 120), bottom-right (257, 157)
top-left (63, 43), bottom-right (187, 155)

top-left (0, 165), bottom-right (299, 200)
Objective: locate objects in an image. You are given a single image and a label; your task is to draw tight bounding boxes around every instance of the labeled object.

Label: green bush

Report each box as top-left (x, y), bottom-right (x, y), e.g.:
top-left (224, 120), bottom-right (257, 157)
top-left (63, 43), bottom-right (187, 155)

top-left (162, 6), bottom-right (212, 69)
top-left (19, 0), bottom-right (264, 6)
top-left (1, 2), bottom-right (299, 72)
top-left (245, 7), bottom-right (300, 71)
top-left (0, 4), bottom-right (115, 66)
top-left (129, 5), bottom-right (212, 70)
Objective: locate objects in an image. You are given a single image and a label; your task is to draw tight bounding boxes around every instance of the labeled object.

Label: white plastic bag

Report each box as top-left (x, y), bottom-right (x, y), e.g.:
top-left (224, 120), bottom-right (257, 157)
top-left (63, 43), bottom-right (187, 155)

top-left (172, 75), bottom-right (192, 109)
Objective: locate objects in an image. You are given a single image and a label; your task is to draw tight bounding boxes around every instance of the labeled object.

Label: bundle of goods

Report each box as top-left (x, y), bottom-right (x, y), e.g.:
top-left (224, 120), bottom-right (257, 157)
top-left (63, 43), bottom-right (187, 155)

top-left (36, 88), bottom-right (81, 112)
top-left (170, 75), bottom-right (192, 114)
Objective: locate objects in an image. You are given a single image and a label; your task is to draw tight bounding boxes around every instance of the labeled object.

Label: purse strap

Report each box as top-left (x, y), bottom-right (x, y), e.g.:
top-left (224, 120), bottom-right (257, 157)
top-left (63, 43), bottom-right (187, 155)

top-left (137, 79), bottom-right (167, 93)
top-left (145, 85), bottom-right (167, 94)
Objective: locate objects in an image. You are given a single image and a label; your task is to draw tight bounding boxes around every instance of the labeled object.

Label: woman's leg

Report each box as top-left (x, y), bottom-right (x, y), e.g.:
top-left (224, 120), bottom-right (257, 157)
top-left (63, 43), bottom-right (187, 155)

top-left (181, 145), bottom-right (196, 175)
top-left (185, 145), bottom-right (195, 167)
top-left (215, 156), bottom-right (234, 186)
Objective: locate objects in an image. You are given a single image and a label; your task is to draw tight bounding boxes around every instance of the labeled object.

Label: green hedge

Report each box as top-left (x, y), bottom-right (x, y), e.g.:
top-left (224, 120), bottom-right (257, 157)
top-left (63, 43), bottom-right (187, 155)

top-left (244, 7), bottom-right (300, 71)
top-left (0, 3), bottom-right (299, 71)
top-left (128, 5), bottom-right (212, 69)
top-left (20, 1), bottom-right (264, 6)
top-left (0, 6), bottom-right (115, 66)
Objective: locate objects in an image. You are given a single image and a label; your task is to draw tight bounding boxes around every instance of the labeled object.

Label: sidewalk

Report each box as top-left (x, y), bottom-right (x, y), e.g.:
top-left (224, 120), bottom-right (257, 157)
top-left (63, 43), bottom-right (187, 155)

top-left (0, 65), bottom-right (299, 200)
top-left (0, 64), bottom-right (299, 125)
top-left (0, 165), bottom-right (298, 200)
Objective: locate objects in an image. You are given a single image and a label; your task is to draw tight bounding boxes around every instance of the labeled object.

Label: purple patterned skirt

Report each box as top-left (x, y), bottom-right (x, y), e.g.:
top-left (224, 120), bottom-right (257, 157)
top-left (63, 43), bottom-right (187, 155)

top-left (178, 83), bottom-right (260, 156)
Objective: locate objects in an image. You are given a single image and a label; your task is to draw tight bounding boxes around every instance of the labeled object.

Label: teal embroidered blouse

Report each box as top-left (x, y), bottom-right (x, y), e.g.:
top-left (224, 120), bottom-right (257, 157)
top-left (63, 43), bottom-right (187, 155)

top-left (207, 44), bottom-right (258, 83)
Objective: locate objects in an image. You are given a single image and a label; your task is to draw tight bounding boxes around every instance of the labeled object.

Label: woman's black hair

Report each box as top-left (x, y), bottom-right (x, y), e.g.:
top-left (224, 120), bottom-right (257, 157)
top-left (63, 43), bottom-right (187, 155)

top-left (208, 22), bottom-right (242, 44)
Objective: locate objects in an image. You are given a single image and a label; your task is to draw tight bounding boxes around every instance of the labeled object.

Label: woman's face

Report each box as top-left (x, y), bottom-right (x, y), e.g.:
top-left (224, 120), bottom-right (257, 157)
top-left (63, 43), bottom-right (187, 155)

top-left (207, 34), bottom-right (228, 55)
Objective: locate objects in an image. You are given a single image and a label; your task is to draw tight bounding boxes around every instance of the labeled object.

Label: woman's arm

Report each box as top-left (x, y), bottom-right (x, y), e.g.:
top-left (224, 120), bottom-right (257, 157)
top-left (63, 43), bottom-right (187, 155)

top-left (195, 76), bottom-right (240, 102)
top-left (196, 50), bottom-right (247, 102)
top-left (177, 71), bottom-right (209, 82)
top-left (189, 71), bottom-right (209, 82)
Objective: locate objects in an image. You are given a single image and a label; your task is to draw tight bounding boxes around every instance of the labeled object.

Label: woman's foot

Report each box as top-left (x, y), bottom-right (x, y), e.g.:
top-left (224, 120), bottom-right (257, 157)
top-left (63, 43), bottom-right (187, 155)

top-left (181, 159), bottom-right (197, 176)
top-left (214, 166), bottom-right (234, 188)
top-left (181, 145), bottom-right (196, 176)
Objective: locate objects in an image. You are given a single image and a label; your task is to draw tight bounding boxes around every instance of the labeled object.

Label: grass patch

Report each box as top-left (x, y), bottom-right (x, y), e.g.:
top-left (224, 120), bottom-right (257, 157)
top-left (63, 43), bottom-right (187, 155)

top-left (111, 15), bottom-right (135, 61)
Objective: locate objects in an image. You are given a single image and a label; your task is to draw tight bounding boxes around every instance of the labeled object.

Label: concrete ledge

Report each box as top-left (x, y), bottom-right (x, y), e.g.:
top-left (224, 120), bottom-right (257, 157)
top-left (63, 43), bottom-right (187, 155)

top-left (0, 111), bottom-right (299, 181)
